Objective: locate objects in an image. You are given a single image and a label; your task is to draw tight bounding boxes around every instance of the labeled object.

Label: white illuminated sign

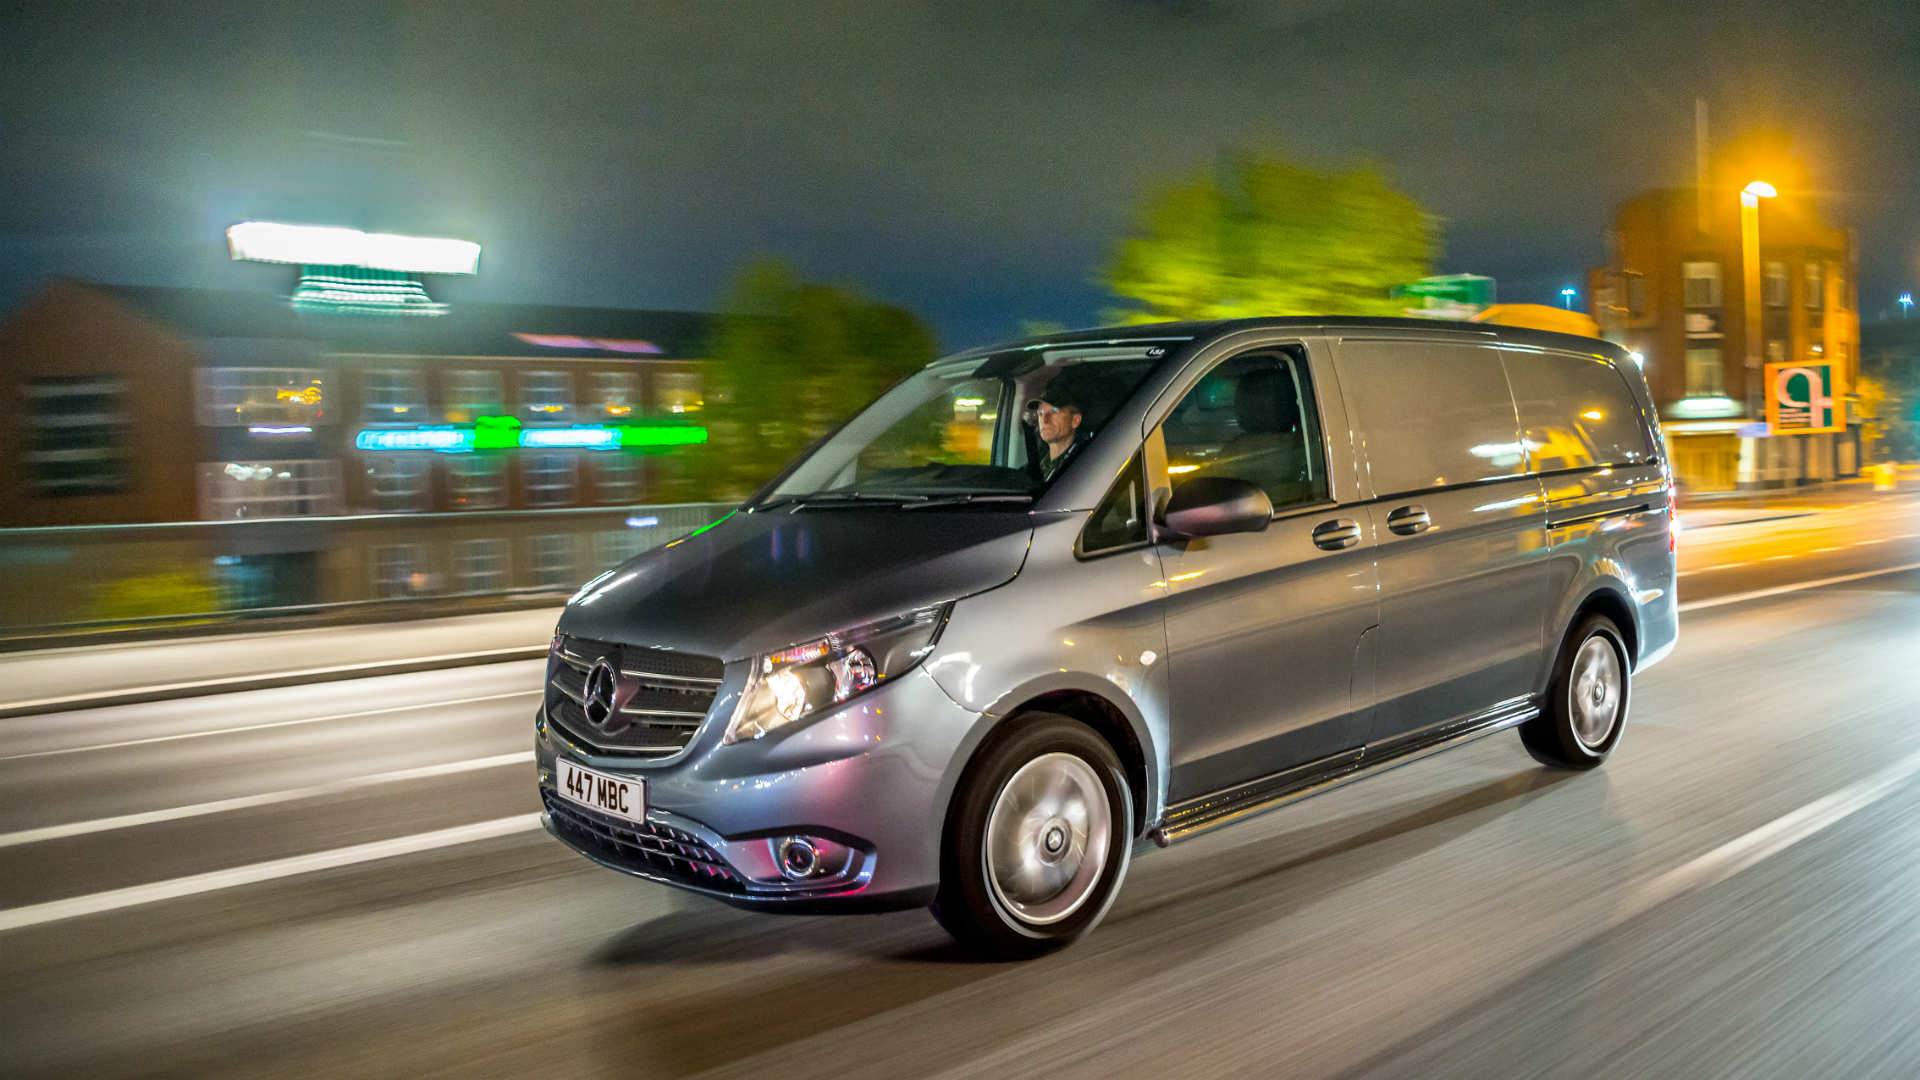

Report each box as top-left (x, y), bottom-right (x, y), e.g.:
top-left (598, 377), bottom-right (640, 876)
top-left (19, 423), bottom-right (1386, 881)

top-left (227, 222), bottom-right (481, 275)
top-left (519, 427), bottom-right (620, 449)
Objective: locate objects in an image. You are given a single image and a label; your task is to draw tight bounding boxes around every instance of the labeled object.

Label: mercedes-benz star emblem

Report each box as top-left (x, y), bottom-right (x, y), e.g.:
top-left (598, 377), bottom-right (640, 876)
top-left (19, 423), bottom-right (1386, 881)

top-left (583, 659), bottom-right (619, 728)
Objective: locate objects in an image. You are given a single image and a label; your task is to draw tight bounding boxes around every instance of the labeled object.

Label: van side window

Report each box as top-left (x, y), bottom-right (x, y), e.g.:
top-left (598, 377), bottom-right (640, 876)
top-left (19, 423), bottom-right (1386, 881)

top-left (1336, 340), bottom-right (1522, 496)
top-left (1080, 452), bottom-right (1147, 554)
top-left (1161, 349), bottom-right (1329, 510)
top-left (1501, 350), bottom-right (1654, 473)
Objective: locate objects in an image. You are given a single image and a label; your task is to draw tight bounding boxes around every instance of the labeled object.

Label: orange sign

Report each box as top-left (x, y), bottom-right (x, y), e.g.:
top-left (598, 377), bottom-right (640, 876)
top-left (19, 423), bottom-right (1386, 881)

top-left (1764, 362), bottom-right (1844, 435)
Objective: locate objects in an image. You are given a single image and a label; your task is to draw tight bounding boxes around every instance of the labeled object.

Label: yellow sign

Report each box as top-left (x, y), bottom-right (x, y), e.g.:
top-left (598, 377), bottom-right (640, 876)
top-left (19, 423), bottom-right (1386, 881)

top-left (1764, 362), bottom-right (1844, 435)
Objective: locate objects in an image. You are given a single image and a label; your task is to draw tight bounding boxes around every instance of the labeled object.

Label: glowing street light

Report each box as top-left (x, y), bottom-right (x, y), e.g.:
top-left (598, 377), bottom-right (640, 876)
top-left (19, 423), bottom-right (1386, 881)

top-left (1901, 292), bottom-right (1914, 317)
top-left (1739, 181), bottom-right (1777, 414)
top-left (1560, 287), bottom-right (1577, 309)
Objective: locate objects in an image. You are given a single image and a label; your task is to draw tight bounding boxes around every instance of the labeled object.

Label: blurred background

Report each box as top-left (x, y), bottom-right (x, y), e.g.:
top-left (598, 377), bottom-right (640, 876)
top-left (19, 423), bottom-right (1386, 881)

top-left (1, 1), bottom-right (1917, 636)
top-left (3, 4), bottom-right (1920, 1078)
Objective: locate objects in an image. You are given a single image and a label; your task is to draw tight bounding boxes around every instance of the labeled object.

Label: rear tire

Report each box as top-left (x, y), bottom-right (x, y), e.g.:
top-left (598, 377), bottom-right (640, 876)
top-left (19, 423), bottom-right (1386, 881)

top-left (1520, 614), bottom-right (1630, 770)
top-left (931, 713), bottom-right (1133, 959)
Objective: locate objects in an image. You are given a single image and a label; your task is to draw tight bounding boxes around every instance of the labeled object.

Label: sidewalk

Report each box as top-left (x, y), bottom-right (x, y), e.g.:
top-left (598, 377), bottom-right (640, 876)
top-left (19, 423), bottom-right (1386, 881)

top-left (0, 606), bottom-right (560, 718)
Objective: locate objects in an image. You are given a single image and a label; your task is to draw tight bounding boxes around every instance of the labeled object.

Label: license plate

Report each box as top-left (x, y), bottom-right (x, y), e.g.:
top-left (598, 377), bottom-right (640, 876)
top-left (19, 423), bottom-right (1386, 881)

top-left (555, 758), bottom-right (645, 824)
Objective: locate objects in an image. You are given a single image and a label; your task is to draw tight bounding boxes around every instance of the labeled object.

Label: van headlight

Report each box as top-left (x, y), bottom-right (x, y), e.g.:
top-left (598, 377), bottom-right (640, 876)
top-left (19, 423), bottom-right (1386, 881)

top-left (722, 603), bottom-right (952, 744)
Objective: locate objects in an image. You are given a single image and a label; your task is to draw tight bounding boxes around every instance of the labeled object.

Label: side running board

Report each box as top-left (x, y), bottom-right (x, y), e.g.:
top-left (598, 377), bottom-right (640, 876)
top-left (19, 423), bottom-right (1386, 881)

top-left (1149, 698), bottom-right (1539, 847)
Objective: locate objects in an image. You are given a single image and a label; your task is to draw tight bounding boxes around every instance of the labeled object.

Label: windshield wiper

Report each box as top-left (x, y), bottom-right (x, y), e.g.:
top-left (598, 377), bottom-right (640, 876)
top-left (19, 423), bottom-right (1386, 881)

top-left (764, 491), bottom-right (932, 510)
top-left (902, 494), bottom-right (1036, 509)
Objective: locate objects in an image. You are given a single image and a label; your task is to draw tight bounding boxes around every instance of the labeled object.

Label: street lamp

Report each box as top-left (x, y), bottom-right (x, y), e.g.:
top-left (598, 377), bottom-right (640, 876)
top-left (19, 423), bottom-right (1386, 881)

top-left (1739, 181), bottom-right (1776, 413)
top-left (1560, 287), bottom-right (1576, 309)
top-left (1901, 292), bottom-right (1914, 318)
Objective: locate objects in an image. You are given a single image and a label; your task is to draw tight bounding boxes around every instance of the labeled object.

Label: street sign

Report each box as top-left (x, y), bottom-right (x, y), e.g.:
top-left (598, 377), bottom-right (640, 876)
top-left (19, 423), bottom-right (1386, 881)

top-left (1764, 361), bottom-right (1845, 435)
top-left (1390, 274), bottom-right (1496, 306)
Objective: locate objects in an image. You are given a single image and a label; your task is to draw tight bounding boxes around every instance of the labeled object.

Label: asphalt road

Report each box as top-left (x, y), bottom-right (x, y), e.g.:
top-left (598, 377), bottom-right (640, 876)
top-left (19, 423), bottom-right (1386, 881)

top-left (3, 496), bottom-right (1918, 1079)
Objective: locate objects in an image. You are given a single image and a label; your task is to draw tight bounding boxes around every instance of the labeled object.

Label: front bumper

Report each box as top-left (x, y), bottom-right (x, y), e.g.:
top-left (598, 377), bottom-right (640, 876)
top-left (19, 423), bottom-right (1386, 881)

top-left (534, 666), bottom-right (980, 913)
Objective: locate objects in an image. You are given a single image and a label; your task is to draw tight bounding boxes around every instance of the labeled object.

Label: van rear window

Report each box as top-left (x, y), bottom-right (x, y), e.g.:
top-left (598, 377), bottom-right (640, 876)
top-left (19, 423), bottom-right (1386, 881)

top-left (1502, 351), bottom-right (1654, 473)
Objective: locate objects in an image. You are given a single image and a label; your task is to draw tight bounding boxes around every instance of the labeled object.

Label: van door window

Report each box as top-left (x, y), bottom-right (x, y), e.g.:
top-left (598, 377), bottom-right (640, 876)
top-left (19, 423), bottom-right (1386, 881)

top-left (1160, 349), bottom-right (1329, 511)
top-left (1335, 340), bottom-right (1522, 496)
top-left (1501, 351), bottom-right (1656, 474)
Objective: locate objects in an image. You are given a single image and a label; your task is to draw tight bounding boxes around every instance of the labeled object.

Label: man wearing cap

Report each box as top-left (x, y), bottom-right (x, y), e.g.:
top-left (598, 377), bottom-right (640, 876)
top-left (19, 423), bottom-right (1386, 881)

top-left (1034, 379), bottom-right (1088, 483)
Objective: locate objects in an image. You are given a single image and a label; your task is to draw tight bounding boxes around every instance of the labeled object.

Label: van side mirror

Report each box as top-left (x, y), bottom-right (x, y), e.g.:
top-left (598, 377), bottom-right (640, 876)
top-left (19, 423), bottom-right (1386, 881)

top-left (1160, 476), bottom-right (1274, 538)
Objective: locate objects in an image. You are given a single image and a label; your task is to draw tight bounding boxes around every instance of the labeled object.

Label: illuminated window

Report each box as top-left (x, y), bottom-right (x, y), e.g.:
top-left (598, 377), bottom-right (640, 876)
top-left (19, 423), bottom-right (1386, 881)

top-left (529, 534), bottom-right (577, 589)
top-left (594, 454), bottom-right (642, 503)
top-left (655, 371), bottom-right (703, 414)
top-left (521, 371), bottom-right (573, 418)
top-left (365, 455), bottom-right (430, 511)
top-left (592, 371), bottom-right (639, 418)
top-left (444, 369), bottom-right (504, 421)
top-left (453, 538), bottom-right (509, 592)
top-left (196, 368), bottom-right (329, 426)
top-left (25, 376), bottom-right (129, 496)
top-left (1763, 262), bottom-right (1788, 308)
top-left (1805, 262), bottom-right (1824, 310)
top-left (1766, 340), bottom-right (1786, 364)
top-left (197, 460), bottom-right (341, 519)
top-left (447, 454), bottom-right (506, 509)
top-left (373, 544), bottom-right (429, 599)
top-left (1684, 348), bottom-right (1725, 397)
top-left (524, 452), bottom-right (576, 506)
top-left (1682, 262), bottom-right (1722, 308)
top-left (363, 368), bottom-right (425, 421)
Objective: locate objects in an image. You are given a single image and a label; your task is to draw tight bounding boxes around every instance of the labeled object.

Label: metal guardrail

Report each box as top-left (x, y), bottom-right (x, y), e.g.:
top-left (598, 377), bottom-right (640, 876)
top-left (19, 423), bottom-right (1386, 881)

top-left (0, 501), bottom-right (734, 642)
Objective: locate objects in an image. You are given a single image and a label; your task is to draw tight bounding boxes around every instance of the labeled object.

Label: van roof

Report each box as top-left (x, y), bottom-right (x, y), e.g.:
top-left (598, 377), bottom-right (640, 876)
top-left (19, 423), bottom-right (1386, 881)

top-left (953, 316), bottom-right (1631, 366)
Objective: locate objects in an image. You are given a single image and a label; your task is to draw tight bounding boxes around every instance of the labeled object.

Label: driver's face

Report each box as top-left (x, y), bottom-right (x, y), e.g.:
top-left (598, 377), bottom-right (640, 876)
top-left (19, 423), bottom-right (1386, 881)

top-left (1037, 402), bottom-right (1081, 445)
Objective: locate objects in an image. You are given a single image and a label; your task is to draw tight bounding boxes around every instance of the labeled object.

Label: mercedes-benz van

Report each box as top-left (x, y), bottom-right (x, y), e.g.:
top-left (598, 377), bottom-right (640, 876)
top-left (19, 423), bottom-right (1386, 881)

top-left (536, 317), bottom-right (1677, 956)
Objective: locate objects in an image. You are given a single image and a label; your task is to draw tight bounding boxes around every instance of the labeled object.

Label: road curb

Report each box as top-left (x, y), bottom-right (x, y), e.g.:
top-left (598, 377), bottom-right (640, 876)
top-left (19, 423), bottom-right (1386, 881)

top-left (0, 645), bottom-right (550, 720)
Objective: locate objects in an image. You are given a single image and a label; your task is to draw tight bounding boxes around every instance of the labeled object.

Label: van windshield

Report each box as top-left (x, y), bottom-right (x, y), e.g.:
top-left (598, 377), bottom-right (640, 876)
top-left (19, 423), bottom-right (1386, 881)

top-left (758, 343), bottom-right (1177, 506)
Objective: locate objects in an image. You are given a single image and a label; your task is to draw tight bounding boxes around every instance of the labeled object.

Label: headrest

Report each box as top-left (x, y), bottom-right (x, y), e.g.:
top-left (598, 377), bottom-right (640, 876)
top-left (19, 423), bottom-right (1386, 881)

top-left (1235, 367), bottom-right (1300, 435)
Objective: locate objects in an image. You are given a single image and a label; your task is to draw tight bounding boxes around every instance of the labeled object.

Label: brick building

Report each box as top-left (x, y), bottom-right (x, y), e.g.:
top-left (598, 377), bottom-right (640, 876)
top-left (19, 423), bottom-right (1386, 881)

top-left (0, 279), bottom-right (720, 619)
top-left (1588, 181), bottom-right (1860, 491)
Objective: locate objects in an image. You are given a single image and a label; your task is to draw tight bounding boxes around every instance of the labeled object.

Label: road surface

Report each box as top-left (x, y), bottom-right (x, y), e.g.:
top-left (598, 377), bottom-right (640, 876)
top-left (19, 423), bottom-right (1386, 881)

top-left (3, 495), bottom-right (1918, 1078)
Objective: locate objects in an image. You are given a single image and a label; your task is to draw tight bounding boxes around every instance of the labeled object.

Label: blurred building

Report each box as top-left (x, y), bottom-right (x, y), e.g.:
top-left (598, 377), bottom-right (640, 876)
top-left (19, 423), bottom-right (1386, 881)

top-left (1588, 184), bottom-right (1860, 492)
top-left (0, 279), bottom-right (722, 623)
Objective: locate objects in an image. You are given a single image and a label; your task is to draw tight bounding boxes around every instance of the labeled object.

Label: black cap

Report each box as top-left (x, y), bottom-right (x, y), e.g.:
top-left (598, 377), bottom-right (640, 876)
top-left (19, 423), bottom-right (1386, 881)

top-left (1037, 379), bottom-right (1087, 413)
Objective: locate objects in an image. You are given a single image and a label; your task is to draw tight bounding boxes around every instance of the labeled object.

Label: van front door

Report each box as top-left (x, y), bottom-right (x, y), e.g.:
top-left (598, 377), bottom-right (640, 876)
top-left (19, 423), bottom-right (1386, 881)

top-left (1153, 344), bottom-right (1380, 802)
top-left (1331, 337), bottom-right (1550, 746)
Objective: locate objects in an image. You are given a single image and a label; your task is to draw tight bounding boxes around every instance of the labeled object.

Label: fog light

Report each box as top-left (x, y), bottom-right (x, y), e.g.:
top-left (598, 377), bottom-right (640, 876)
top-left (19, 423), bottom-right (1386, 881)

top-left (778, 836), bottom-right (820, 879)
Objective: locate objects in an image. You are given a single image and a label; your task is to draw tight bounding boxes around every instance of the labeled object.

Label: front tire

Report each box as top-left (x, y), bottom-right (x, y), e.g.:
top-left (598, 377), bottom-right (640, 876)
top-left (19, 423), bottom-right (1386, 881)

top-left (932, 714), bottom-right (1133, 959)
top-left (1520, 614), bottom-right (1630, 769)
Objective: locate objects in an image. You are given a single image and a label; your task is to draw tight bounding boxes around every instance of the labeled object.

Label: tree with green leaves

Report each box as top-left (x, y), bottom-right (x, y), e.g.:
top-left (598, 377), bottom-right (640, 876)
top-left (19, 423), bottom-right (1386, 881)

top-left (681, 259), bottom-right (940, 501)
top-left (1104, 151), bottom-right (1438, 322)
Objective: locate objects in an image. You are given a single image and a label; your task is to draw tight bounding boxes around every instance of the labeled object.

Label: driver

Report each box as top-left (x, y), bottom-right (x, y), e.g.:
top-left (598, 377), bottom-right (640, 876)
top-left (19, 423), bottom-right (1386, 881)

top-left (1033, 378), bottom-right (1089, 482)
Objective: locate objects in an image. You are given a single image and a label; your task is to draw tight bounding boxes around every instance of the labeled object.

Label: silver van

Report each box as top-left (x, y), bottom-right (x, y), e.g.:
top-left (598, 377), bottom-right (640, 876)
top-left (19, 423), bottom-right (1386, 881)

top-left (537, 318), bottom-right (1677, 956)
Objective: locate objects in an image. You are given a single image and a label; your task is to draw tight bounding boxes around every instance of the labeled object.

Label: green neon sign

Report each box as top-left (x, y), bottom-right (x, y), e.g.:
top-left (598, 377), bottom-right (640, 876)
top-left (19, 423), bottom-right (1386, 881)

top-left (353, 415), bottom-right (708, 453)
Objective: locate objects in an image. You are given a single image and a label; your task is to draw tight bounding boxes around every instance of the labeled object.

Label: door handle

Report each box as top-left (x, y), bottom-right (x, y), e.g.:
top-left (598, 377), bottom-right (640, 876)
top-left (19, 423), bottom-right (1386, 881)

top-left (1311, 518), bottom-right (1361, 551)
top-left (1387, 505), bottom-right (1431, 535)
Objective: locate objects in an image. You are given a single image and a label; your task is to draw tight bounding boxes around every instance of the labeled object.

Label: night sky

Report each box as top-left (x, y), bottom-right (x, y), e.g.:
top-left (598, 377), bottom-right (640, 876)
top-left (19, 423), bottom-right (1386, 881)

top-left (3, 1), bottom-right (1916, 349)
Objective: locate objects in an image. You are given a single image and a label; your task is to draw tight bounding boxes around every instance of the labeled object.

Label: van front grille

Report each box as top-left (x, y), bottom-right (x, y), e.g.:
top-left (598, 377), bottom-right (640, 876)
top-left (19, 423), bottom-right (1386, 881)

top-left (542, 791), bottom-right (744, 891)
top-left (546, 636), bottom-right (724, 758)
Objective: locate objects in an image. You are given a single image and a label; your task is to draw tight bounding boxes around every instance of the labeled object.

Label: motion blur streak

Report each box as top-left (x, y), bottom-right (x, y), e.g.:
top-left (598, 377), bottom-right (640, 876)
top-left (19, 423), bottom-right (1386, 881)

top-left (0, 814), bottom-right (542, 933)
top-left (0, 751), bottom-right (533, 848)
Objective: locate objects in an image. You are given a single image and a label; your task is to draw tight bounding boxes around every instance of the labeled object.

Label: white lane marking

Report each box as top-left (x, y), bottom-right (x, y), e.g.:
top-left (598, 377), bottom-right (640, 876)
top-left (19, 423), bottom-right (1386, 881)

top-left (1614, 745), bottom-right (1920, 924)
top-left (0, 813), bottom-right (545, 934)
top-left (1764, 554), bottom-right (1794, 561)
top-left (1810, 546), bottom-right (1843, 554)
top-left (0, 690), bottom-right (541, 763)
top-left (1679, 561), bottom-right (1920, 613)
top-left (0, 645), bottom-right (547, 715)
top-left (0, 752), bottom-right (535, 849)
